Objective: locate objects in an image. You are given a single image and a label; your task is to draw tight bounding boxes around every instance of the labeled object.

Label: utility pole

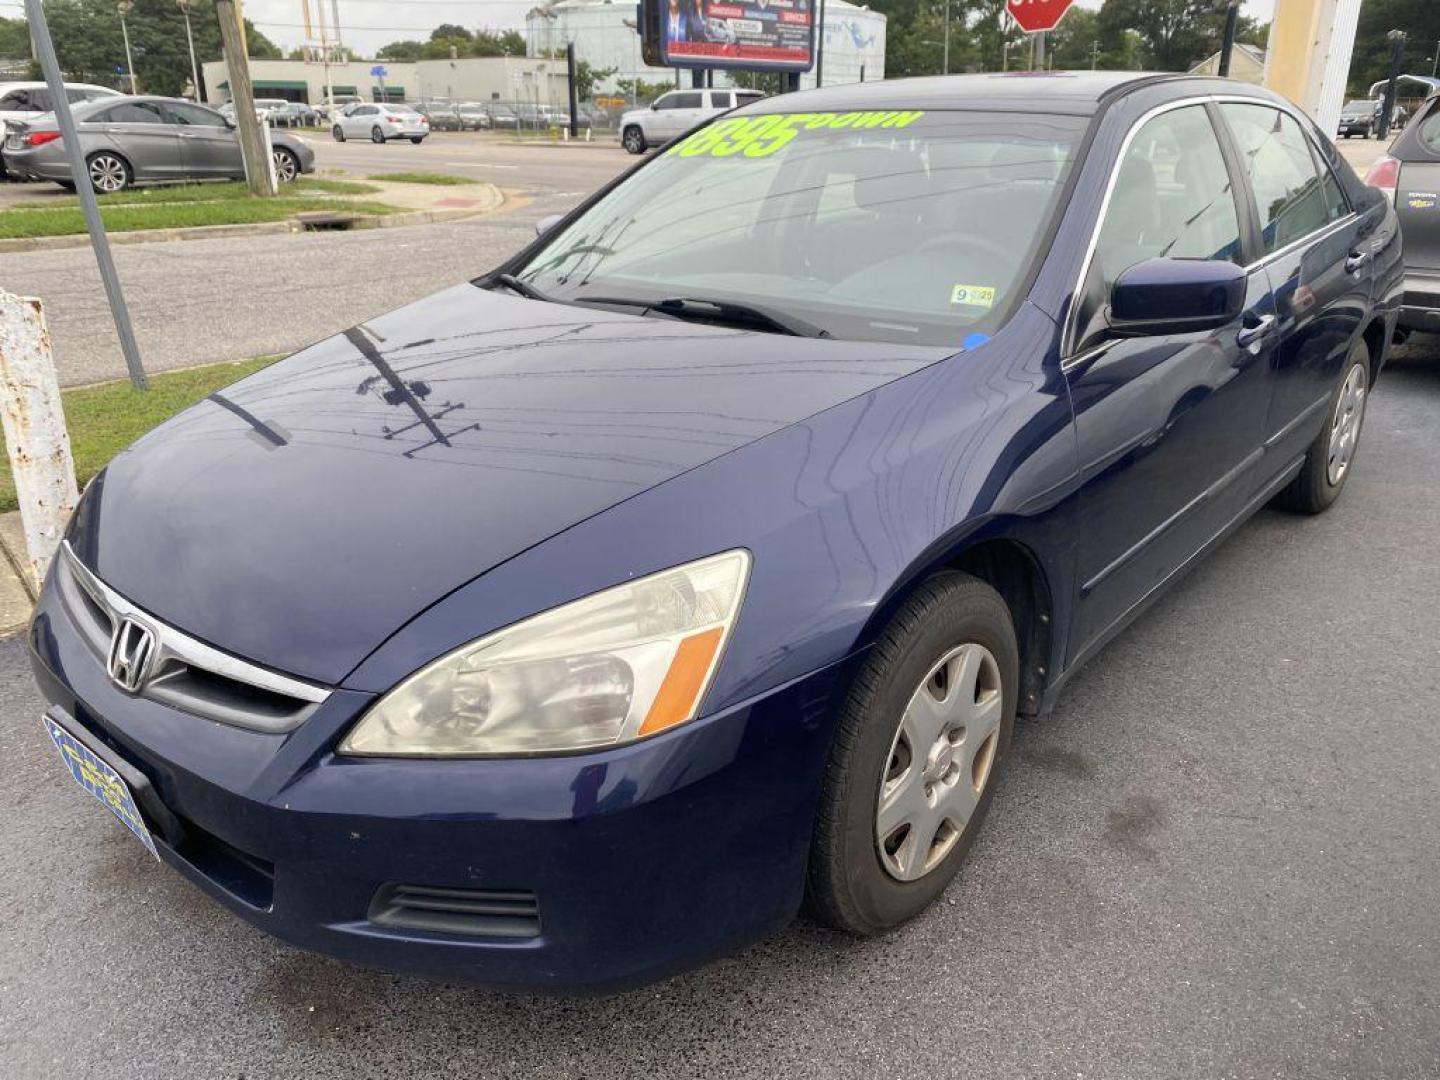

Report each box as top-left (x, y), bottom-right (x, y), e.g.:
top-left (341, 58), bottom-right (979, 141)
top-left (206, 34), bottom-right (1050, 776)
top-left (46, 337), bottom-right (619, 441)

top-left (566, 42), bottom-right (579, 139)
top-left (178, 0), bottom-right (201, 100)
top-left (1381, 29), bottom-right (1406, 137)
top-left (1218, 0), bottom-right (1240, 77)
top-left (943, 0), bottom-right (950, 76)
top-left (22, 0), bottom-right (146, 389)
top-left (116, 1), bottom-right (139, 94)
top-left (1090, 40), bottom-right (1098, 70)
top-left (815, 0), bottom-right (826, 87)
top-left (213, 0), bottom-right (276, 196)
top-left (1432, 40), bottom-right (1439, 80)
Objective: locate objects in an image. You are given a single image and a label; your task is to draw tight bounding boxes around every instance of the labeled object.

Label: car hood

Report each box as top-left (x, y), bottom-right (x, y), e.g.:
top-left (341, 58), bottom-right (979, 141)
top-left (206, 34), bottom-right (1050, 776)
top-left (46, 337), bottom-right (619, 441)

top-left (69, 284), bottom-right (950, 685)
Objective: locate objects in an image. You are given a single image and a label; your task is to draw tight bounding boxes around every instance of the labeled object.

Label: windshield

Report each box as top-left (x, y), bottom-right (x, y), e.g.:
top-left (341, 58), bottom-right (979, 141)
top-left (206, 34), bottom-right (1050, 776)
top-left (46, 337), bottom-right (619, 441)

top-left (513, 109), bottom-right (1084, 345)
top-left (1342, 100), bottom-right (1375, 115)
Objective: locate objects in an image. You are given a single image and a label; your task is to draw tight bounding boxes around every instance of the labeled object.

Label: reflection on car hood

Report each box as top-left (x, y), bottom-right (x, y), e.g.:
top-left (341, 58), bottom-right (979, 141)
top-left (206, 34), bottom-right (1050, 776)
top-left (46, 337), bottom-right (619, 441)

top-left (70, 284), bottom-right (950, 684)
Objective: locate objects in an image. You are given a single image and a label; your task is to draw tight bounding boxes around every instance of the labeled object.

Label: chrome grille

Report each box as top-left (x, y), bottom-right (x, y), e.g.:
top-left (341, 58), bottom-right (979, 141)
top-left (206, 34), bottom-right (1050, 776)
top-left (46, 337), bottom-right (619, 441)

top-left (55, 542), bottom-right (330, 733)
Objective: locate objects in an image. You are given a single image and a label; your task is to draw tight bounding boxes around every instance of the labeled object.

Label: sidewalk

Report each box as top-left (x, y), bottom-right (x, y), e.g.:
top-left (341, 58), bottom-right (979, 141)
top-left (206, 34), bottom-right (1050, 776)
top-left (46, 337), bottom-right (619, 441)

top-left (0, 511), bottom-right (33, 638)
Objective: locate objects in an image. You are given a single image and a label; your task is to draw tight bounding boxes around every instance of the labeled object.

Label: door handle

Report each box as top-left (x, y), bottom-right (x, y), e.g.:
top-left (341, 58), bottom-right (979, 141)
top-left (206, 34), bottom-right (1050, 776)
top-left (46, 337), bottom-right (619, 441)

top-left (1345, 249), bottom-right (1372, 274)
top-left (1236, 313), bottom-right (1276, 350)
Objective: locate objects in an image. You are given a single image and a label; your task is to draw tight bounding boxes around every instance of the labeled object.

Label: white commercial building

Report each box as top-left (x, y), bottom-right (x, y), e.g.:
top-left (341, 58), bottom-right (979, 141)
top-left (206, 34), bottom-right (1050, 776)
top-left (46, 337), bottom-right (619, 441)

top-left (524, 0), bottom-right (885, 95)
top-left (200, 56), bottom-right (570, 107)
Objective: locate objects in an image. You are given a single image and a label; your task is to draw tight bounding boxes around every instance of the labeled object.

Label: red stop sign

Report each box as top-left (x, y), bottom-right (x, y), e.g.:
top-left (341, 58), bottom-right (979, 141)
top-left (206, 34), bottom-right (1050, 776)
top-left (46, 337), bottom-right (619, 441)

top-left (1006, 0), bottom-right (1075, 34)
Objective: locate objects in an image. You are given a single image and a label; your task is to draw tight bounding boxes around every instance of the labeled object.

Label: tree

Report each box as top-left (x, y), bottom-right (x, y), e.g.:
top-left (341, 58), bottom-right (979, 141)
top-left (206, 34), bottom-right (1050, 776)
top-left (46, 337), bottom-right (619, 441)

top-left (1094, 0), bottom-right (1252, 72)
top-left (473, 29), bottom-right (525, 56)
top-left (0, 15), bottom-right (30, 61)
top-left (614, 76), bottom-right (674, 105)
top-left (429, 24), bottom-right (473, 44)
top-left (377, 40), bottom-right (424, 62)
top-left (1348, 0), bottom-right (1440, 96)
top-left (16, 0), bottom-right (280, 96)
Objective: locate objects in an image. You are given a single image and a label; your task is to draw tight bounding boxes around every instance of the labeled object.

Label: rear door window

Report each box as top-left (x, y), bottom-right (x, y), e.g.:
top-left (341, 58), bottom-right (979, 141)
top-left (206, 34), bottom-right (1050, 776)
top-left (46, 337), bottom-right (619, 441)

top-left (101, 102), bottom-right (168, 124)
top-left (1220, 103), bottom-right (1329, 253)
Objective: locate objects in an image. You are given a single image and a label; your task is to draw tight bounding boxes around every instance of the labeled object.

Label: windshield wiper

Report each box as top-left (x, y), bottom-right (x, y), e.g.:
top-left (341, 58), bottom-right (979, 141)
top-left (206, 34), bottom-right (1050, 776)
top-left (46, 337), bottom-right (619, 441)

top-left (489, 273), bottom-right (557, 303)
top-left (572, 295), bottom-right (830, 339)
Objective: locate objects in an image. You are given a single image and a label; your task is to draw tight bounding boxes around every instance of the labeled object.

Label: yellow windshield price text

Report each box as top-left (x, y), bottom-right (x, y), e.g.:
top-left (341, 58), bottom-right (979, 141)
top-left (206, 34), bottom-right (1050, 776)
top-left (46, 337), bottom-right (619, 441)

top-left (669, 111), bottom-right (927, 159)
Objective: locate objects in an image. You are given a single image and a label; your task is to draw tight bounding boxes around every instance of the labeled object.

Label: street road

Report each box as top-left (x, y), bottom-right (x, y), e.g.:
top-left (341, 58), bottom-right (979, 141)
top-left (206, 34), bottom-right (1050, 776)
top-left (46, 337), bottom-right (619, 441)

top-left (2, 340), bottom-right (1438, 1078)
top-left (0, 135), bottom-right (632, 386)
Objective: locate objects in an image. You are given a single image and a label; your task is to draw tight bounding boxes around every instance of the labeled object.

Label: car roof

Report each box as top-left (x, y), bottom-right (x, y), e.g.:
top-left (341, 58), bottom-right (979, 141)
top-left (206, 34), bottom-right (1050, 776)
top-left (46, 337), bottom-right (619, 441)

top-left (736, 71), bottom-right (1278, 117)
top-left (0, 81), bottom-right (119, 92)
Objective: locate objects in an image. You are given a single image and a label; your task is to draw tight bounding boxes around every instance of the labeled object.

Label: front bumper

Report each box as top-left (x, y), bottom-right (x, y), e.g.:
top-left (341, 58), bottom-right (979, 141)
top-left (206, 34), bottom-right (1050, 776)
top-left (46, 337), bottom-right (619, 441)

top-left (28, 575), bottom-right (845, 991)
top-left (1398, 270), bottom-right (1440, 331)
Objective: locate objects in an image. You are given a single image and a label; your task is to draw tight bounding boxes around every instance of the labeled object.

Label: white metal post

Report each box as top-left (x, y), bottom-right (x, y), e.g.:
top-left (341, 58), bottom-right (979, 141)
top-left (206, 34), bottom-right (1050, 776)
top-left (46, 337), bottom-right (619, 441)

top-left (0, 292), bottom-right (78, 588)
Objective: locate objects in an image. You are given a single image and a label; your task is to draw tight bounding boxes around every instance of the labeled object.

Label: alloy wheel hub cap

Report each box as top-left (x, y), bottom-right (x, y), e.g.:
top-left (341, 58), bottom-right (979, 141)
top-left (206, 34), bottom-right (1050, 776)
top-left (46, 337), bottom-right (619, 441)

top-left (1327, 363), bottom-right (1367, 486)
top-left (875, 642), bottom-right (1003, 883)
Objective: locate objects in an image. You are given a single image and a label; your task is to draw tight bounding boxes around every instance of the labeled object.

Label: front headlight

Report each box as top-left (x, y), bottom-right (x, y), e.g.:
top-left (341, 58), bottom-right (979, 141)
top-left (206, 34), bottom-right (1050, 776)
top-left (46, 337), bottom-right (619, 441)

top-left (339, 550), bottom-right (751, 757)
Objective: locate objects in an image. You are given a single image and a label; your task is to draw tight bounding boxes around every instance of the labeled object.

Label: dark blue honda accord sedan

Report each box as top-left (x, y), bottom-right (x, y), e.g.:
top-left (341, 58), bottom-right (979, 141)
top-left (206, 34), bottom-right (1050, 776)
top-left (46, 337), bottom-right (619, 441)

top-left (30, 72), bottom-right (1402, 990)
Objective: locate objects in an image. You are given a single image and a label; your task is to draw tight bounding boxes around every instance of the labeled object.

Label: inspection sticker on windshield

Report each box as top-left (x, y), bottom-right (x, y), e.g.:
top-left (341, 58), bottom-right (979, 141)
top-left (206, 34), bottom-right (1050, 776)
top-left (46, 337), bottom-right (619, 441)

top-left (950, 284), bottom-right (996, 309)
top-left (669, 111), bottom-right (926, 159)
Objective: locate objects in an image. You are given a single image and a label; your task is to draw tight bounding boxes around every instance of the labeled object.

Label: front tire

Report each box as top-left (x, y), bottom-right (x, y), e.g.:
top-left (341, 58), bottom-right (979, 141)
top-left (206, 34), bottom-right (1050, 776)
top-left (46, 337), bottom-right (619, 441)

top-left (806, 572), bottom-right (1018, 935)
top-left (86, 152), bottom-right (130, 193)
top-left (622, 125), bottom-right (647, 154)
top-left (332, 125), bottom-right (345, 142)
top-left (371, 126), bottom-right (386, 144)
top-left (1274, 339), bottom-right (1370, 514)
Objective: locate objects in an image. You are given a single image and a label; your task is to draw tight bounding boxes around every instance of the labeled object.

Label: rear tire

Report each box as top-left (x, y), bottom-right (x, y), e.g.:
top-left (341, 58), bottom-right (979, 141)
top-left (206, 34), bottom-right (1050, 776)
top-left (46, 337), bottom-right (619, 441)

top-left (806, 572), bottom-right (1018, 935)
top-left (371, 126), bottom-right (386, 144)
top-left (271, 147), bottom-right (299, 183)
top-left (409, 136), bottom-right (424, 145)
top-left (332, 125), bottom-right (345, 142)
top-left (622, 125), bottom-right (647, 154)
top-left (86, 152), bottom-right (130, 193)
top-left (1274, 339), bottom-right (1371, 515)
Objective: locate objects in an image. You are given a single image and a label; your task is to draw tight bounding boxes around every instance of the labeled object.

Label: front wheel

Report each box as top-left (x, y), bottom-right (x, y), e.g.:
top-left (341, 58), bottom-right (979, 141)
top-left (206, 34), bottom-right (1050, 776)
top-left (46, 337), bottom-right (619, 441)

top-left (332, 125), bottom-right (345, 142)
top-left (1274, 340), bottom-right (1370, 514)
top-left (622, 125), bottom-right (647, 154)
top-left (86, 152), bottom-right (130, 193)
top-left (371, 126), bottom-right (386, 144)
top-left (806, 572), bottom-right (1018, 935)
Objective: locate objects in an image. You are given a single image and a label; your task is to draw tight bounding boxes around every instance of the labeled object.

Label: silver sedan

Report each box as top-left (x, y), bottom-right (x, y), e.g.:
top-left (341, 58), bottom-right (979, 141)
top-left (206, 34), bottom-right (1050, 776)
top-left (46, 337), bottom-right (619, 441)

top-left (1, 95), bottom-right (315, 192)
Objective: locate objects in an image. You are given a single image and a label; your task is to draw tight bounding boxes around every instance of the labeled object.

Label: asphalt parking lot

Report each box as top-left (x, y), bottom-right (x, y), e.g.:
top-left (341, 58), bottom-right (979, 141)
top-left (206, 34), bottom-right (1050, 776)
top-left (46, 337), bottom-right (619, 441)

top-left (2, 337), bottom-right (1437, 1077)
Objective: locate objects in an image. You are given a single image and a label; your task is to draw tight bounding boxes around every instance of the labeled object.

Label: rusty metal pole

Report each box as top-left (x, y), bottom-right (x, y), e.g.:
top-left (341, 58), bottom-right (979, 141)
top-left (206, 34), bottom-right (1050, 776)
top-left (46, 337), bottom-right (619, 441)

top-left (0, 292), bottom-right (79, 588)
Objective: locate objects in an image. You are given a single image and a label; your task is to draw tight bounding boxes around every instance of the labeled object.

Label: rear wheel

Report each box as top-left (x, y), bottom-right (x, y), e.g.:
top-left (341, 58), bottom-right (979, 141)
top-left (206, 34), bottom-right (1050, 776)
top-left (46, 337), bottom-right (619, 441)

top-left (331, 125), bottom-right (345, 142)
top-left (271, 147), bottom-right (299, 183)
top-left (409, 136), bottom-right (424, 145)
top-left (1274, 339), bottom-right (1370, 514)
top-left (806, 572), bottom-right (1018, 935)
top-left (371, 125), bottom-right (386, 144)
top-left (86, 152), bottom-right (130, 193)
top-left (622, 125), bottom-right (647, 154)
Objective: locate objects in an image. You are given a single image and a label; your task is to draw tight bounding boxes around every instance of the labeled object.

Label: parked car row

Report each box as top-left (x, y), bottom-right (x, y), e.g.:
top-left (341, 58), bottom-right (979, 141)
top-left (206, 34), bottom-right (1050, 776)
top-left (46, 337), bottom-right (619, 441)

top-left (2, 94), bottom-right (314, 191)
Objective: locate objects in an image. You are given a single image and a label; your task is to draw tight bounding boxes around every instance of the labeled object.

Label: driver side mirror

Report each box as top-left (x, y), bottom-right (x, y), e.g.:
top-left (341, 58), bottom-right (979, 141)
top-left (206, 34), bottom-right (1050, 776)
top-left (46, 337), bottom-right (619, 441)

top-left (1108, 258), bottom-right (1246, 338)
top-left (534, 213), bottom-right (564, 238)
top-left (650, 102), bottom-right (660, 111)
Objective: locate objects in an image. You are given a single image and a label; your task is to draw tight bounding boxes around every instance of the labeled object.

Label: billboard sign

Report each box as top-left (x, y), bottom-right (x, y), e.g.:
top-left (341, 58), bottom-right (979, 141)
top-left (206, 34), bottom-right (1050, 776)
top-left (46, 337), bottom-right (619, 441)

top-left (646, 0), bottom-right (816, 73)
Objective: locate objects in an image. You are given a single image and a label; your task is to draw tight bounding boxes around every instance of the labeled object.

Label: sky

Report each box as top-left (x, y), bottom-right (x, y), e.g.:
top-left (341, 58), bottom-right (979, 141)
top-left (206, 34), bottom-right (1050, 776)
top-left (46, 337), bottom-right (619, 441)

top-left (238, 0), bottom-right (1280, 57)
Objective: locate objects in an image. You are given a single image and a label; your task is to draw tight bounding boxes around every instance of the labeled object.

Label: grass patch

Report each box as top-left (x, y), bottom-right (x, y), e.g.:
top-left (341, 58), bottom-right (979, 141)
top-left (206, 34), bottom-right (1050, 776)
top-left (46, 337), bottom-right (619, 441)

top-left (0, 357), bottom-right (278, 513)
top-left (10, 178), bottom-right (380, 211)
top-left (367, 171), bottom-right (476, 186)
top-left (0, 195), bottom-right (396, 238)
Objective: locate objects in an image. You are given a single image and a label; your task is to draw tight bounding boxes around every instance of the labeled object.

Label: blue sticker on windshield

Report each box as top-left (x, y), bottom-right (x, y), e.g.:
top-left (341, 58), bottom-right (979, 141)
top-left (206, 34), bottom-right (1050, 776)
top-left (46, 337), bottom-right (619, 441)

top-left (963, 333), bottom-right (991, 350)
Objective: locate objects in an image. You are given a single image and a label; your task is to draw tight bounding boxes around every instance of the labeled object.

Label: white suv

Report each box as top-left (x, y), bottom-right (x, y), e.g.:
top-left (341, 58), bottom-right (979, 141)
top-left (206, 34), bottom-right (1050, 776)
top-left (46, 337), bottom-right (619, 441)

top-left (0, 81), bottom-right (120, 127)
top-left (620, 88), bottom-right (764, 154)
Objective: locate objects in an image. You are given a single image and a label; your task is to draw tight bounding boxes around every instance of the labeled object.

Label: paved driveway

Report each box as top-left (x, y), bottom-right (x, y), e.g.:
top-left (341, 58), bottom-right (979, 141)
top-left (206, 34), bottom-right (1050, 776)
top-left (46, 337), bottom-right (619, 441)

top-left (2, 340), bottom-right (1437, 1079)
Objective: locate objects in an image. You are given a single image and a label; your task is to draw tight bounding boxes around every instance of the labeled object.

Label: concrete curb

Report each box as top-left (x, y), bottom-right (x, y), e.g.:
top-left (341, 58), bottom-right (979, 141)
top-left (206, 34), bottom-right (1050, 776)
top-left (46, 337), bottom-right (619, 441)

top-left (0, 182), bottom-right (505, 253)
top-left (0, 511), bottom-right (34, 639)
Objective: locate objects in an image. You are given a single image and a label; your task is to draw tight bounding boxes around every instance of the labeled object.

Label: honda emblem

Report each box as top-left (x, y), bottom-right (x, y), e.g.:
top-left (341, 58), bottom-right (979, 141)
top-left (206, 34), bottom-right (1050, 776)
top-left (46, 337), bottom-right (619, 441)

top-left (107, 617), bottom-right (156, 693)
